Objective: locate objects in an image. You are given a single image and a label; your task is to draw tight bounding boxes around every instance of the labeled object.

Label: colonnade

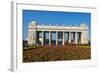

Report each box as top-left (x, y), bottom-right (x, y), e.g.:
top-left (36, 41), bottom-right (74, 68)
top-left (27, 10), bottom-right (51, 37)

top-left (37, 31), bottom-right (81, 45)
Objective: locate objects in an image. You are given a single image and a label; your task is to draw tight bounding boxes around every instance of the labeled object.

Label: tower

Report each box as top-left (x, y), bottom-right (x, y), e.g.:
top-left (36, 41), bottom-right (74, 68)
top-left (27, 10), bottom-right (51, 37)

top-left (28, 21), bottom-right (37, 46)
top-left (80, 23), bottom-right (88, 44)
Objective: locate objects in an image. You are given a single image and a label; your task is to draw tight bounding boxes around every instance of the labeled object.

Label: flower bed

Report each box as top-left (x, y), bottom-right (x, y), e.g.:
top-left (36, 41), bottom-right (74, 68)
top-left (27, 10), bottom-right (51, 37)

top-left (23, 45), bottom-right (91, 62)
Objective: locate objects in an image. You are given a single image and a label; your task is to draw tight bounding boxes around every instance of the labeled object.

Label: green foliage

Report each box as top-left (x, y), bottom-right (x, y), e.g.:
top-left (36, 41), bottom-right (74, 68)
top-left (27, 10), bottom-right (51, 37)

top-left (78, 45), bottom-right (90, 48)
top-left (29, 45), bottom-right (42, 49)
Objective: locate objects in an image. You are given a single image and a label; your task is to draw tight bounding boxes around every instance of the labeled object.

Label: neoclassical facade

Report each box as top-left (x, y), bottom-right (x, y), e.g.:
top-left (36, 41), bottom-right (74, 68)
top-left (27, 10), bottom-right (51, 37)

top-left (28, 21), bottom-right (88, 46)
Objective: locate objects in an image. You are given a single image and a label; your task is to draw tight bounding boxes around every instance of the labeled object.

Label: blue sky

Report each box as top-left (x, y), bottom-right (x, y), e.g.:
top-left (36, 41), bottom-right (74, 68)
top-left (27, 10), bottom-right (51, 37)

top-left (23, 10), bottom-right (91, 40)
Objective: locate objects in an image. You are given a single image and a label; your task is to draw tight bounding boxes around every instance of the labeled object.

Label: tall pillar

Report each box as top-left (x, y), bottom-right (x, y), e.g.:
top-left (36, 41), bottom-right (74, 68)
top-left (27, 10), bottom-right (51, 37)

top-left (49, 31), bottom-right (51, 46)
top-left (56, 31), bottom-right (58, 45)
top-left (42, 31), bottom-right (44, 46)
top-left (68, 32), bottom-right (71, 43)
top-left (62, 31), bottom-right (65, 45)
top-left (75, 32), bottom-right (78, 44)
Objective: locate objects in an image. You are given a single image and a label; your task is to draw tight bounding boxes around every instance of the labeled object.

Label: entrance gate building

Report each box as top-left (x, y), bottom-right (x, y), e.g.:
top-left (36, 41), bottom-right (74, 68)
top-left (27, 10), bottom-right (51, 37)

top-left (28, 21), bottom-right (88, 46)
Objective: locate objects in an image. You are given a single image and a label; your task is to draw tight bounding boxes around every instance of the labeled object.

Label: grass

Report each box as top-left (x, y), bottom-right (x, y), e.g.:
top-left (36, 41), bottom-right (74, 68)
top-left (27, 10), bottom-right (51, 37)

top-left (78, 45), bottom-right (91, 48)
top-left (23, 45), bottom-right (91, 62)
top-left (27, 45), bottom-right (43, 49)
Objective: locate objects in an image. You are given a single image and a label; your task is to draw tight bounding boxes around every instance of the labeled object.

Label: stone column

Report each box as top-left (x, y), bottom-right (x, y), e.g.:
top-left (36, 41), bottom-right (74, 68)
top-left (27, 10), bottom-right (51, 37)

top-left (34, 30), bottom-right (37, 45)
top-left (56, 31), bottom-right (58, 45)
top-left (28, 29), bottom-right (33, 45)
top-left (49, 31), bottom-right (51, 46)
top-left (68, 32), bottom-right (71, 43)
top-left (62, 31), bottom-right (65, 45)
top-left (42, 31), bottom-right (44, 46)
top-left (75, 32), bottom-right (78, 44)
